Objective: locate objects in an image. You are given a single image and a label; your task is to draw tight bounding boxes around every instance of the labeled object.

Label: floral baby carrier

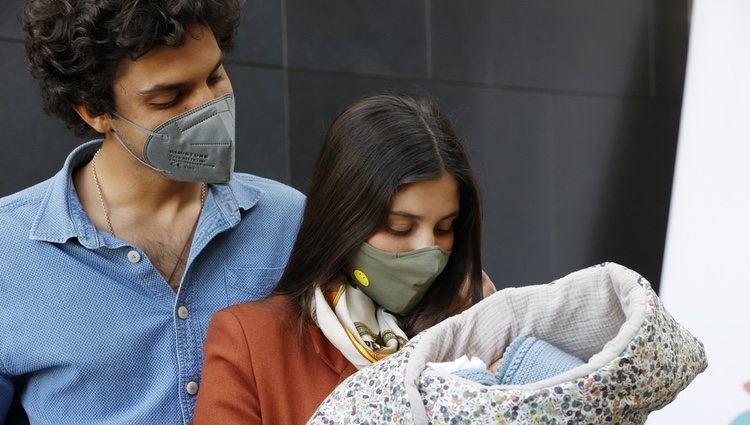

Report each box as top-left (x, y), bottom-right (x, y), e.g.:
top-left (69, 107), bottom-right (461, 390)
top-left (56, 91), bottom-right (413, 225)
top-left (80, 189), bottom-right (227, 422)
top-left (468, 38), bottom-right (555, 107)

top-left (308, 263), bottom-right (707, 424)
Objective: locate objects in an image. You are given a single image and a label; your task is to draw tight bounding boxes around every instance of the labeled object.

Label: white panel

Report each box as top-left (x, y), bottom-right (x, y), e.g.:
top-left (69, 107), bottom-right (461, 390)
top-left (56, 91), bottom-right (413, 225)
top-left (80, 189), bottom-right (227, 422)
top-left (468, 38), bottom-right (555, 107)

top-left (648, 0), bottom-right (750, 423)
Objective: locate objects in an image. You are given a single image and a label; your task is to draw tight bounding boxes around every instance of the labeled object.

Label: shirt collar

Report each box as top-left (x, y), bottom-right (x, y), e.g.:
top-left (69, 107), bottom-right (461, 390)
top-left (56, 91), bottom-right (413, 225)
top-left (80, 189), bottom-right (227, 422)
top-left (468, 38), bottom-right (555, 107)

top-left (209, 172), bottom-right (265, 229)
top-left (29, 141), bottom-right (101, 246)
top-left (29, 140), bottom-right (264, 247)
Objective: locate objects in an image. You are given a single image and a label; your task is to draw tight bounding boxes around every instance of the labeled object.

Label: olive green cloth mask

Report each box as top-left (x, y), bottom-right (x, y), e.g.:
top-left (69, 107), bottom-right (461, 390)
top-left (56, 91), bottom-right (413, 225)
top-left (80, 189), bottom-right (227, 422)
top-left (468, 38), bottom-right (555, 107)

top-left (349, 243), bottom-right (451, 315)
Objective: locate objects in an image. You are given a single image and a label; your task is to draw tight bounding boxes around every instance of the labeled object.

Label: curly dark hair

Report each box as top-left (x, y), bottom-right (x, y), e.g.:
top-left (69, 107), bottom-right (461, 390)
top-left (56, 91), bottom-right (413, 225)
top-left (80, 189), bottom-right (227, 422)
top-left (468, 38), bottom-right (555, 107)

top-left (23, 0), bottom-right (242, 138)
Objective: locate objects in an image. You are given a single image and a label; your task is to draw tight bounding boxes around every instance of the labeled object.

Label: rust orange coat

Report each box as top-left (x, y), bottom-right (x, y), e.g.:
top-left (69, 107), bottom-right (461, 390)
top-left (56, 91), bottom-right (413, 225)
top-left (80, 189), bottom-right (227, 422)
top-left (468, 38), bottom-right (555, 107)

top-left (192, 296), bottom-right (358, 425)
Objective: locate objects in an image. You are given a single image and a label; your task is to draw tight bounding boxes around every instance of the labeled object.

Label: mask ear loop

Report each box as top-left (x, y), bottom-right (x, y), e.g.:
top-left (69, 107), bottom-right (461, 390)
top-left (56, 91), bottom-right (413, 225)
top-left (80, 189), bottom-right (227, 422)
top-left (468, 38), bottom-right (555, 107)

top-left (109, 112), bottom-right (172, 176)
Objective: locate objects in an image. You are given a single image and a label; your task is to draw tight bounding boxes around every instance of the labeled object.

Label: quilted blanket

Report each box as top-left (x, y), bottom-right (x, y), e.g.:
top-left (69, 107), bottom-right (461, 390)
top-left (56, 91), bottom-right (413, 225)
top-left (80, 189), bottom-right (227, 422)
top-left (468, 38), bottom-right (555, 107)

top-left (309, 263), bottom-right (707, 424)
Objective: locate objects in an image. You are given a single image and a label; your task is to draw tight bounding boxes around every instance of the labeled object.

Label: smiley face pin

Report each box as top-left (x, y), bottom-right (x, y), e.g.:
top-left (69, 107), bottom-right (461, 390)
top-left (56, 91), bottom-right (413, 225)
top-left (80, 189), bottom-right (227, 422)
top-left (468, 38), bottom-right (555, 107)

top-left (353, 269), bottom-right (369, 287)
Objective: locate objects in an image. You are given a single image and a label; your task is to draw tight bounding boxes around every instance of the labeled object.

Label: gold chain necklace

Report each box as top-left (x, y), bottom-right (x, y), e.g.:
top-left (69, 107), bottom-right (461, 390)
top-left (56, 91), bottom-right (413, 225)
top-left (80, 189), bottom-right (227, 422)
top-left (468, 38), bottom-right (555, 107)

top-left (90, 149), bottom-right (206, 286)
top-left (91, 149), bottom-right (115, 235)
top-left (90, 149), bottom-right (206, 236)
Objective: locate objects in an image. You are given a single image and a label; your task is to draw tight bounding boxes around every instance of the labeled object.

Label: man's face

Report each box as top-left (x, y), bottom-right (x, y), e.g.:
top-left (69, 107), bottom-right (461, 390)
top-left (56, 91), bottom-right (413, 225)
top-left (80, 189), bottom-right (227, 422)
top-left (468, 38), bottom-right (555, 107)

top-left (109, 25), bottom-right (233, 148)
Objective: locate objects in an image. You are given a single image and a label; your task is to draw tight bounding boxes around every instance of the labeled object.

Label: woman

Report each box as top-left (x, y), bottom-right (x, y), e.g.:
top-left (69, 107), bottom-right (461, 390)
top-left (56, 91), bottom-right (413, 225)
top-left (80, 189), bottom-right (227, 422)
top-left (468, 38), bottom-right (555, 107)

top-left (192, 94), bottom-right (494, 424)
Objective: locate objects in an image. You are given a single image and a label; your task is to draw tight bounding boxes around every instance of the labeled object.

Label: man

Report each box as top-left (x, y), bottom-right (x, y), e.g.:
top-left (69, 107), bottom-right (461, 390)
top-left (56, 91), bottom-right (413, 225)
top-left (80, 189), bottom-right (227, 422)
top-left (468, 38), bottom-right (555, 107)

top-left (0, 1), bottom-right (304, 423)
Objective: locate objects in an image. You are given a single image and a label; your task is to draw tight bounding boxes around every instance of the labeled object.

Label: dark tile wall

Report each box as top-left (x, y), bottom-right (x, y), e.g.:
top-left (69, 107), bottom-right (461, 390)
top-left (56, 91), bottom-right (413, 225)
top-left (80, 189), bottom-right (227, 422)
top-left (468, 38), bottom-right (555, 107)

top-left (286, 0), bottom-right (428, 78)
top-left (0, 0), bottom-right (25, 39)
top-left (431, 0), bottom-right (653, 96)
top-left (231, 0), bottom-right (284, 66)
top-left (0, 40), bottom-right (81, 192)
top-left (0, 0), bottom-right (689, 290)
top-left (225, 65), bottom-right (289, 182)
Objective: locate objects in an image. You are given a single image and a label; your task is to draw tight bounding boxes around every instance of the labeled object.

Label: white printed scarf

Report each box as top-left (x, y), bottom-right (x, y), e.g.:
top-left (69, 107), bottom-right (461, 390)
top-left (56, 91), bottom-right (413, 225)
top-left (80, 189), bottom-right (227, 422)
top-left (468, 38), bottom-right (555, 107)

top-left (311, 283), bottom-right (409, 370)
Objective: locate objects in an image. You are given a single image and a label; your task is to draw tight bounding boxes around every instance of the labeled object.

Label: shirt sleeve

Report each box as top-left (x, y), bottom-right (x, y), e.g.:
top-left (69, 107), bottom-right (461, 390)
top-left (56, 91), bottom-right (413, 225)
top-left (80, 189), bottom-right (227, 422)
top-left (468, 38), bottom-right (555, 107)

top-left (192, 309), bottom-right (261, 425)
top-left (0, 374), bottom-right (13, 423)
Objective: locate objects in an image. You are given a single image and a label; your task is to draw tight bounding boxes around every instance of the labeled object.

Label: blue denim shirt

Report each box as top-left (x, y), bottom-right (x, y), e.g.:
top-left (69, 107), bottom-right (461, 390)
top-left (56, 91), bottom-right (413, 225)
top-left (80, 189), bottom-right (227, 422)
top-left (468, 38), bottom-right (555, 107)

top-left (0, 141), bottom-right (305, 424)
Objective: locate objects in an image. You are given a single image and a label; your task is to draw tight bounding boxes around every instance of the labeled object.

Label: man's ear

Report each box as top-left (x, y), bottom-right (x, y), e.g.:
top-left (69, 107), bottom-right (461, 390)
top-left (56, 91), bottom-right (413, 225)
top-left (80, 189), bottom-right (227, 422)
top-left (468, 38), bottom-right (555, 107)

top-left (73, 105), bottom-right (112, 135)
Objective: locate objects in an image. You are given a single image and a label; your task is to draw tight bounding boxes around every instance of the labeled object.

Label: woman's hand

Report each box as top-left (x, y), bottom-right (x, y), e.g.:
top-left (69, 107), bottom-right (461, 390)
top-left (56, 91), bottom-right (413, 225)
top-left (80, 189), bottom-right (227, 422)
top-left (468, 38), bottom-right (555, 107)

top-left (481, 271), bottom-right (496, 297)
top-left (454, 270), bottom-right (497, 313)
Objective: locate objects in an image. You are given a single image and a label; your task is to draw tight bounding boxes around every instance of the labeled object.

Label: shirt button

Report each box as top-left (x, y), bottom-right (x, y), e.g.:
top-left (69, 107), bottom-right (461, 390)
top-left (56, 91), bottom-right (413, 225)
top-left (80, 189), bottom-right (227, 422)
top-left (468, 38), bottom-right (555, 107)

top-left (127, 250), bottom-right (141, 263)
top-left (186, 381), bottom-right (199, 395)
top-left (177, 306), bottom-right (189, 320)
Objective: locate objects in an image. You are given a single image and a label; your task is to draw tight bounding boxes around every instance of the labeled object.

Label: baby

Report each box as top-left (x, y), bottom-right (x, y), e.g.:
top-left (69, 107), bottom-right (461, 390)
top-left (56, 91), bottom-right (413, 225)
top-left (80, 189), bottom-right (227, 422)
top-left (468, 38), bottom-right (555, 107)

top-left (427, 335), bottom-right (584, 386)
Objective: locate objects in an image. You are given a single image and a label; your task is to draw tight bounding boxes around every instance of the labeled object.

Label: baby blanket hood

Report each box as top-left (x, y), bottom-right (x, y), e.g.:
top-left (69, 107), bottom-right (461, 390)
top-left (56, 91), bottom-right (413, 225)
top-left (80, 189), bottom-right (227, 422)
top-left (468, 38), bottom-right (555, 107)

top-left (309, 263), bottom-right (707, 424)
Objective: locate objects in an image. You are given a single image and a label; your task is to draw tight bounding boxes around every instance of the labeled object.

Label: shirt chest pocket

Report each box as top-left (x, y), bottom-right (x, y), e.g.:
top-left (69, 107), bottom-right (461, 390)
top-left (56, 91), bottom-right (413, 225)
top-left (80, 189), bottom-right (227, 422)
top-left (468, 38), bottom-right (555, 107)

top-left (224, 266), bottom-right (285, 304)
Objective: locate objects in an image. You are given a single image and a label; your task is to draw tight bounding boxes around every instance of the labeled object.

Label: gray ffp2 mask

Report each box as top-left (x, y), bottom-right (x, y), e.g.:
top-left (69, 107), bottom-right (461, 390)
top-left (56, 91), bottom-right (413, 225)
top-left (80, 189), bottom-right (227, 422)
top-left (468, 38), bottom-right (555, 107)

top-left (111, 93), bottom-right (236, 184)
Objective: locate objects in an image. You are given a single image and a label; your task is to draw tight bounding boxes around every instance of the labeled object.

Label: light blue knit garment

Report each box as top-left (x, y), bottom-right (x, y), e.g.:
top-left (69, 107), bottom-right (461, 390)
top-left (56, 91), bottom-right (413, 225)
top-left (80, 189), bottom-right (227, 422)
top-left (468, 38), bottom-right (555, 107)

top-left (452, 368), bottom-right (497, 386)
top-left (495, 336), bottom-right (584, 385)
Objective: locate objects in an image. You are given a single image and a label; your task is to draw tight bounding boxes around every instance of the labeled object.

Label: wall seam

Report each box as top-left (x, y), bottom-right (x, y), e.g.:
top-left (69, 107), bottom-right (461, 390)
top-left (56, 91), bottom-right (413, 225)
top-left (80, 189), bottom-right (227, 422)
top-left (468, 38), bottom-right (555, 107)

top-left (425, 0), bottom-right (433, 79)
top-left (280, 0), bottom-right (292, 185)
top-left (0, 37), bottom-right (23, 44)
top-left (647, 0), bottom-right (657, 98)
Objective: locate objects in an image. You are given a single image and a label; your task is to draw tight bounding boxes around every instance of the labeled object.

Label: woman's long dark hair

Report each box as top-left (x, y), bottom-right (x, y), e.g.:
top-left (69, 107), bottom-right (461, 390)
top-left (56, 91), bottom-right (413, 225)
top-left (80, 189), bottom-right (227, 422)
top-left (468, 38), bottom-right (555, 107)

top-left (273, 93), bottom-right (484, 337)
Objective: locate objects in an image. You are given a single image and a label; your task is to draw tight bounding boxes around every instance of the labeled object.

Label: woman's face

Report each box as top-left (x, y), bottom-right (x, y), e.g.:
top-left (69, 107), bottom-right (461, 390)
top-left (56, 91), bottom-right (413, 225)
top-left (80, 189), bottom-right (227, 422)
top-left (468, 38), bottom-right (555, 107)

top-left (367, 173), bottom-right (460, 253)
